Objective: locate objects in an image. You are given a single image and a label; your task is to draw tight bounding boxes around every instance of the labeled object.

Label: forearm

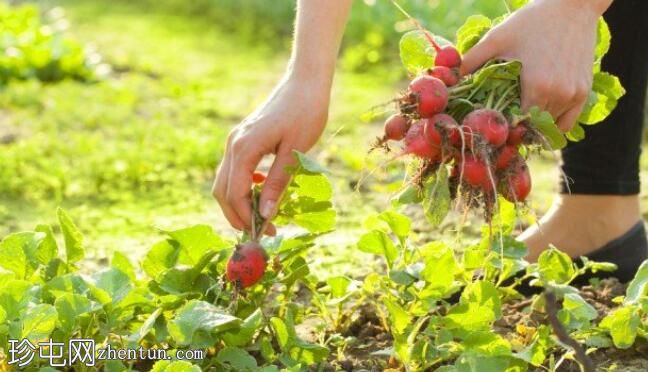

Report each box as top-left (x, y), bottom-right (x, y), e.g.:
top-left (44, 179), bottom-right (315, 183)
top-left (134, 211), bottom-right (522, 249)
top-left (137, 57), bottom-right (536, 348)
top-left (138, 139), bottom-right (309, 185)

top-left (540, 0), bottom-right (613, 16)
top-left (287, 0), bottom-right (352, 89)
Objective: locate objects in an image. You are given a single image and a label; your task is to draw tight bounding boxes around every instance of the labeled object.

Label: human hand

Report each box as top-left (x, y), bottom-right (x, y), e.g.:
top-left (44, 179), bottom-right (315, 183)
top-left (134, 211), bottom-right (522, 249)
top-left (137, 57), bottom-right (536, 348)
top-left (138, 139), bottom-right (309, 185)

top-left (461, 0), bottom-right (612, 131)
top-left (212, 74), bottom-right (330, 234)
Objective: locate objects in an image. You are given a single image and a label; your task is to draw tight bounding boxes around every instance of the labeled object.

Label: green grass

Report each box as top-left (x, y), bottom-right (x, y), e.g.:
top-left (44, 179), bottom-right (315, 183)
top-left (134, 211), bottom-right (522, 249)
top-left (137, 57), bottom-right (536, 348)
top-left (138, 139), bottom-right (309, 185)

top-left (0, 0), bottom-right (400, 272)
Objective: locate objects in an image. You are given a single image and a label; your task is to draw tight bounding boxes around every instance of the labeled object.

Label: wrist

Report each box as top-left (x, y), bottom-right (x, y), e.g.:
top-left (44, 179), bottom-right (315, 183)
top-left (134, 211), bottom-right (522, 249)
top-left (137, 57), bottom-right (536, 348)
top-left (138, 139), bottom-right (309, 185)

top-left (285, 60), bottom-right (335, 92)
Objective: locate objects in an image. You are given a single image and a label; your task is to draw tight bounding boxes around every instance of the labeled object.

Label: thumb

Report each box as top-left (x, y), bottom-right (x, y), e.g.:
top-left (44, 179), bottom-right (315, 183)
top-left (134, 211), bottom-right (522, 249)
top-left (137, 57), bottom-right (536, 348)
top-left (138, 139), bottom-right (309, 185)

top-left (459, 34), bottom-right (501, 76)
top-left (259, 150), bottom-right (294, 219)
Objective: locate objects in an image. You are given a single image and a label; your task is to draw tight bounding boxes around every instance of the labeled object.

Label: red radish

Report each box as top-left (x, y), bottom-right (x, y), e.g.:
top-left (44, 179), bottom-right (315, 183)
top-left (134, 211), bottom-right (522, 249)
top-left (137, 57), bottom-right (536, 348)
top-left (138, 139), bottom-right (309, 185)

top-left (427, 66), bottom-right (459, 86)
top-left (226, 242), bottom-right (268, 288)
top-left (404, 121), bottom-right (441, 160)
top-left (426, 113), bottom-right (460, 146)
top-left (507, 123), bottom-right (529, 146)
top-left (252, 172), bottom-right (266, 184)
top-left (495, 146), bottom-right (517, 170)
top-left (462, 109), bottom-right (509, 147)
top-left (456, 154), bottom-right (488, 187)
top-left (501, 162), bottom-right (532, 202)
top-left (383, 114), bottom-right (411, 141)
top-left (421, 118), bottom-right (442, 146)
top-left (435, 45), bottom-right (462, 69)
top-left (481, 175), bottom-right (495, 193)
top-left (408, 76), bottom-right (448, 118)
top-left (420, 32), bottom-right (462, 69)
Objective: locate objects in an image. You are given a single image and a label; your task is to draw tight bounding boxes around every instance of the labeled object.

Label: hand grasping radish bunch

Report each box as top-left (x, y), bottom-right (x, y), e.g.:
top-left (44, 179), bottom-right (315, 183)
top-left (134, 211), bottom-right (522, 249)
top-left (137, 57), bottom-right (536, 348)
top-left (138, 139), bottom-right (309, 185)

top-left (374, 35), bottom-right (544, 220)
top-left (371, 4), bottom-right (622, 223)
top-left (226, 173), bottom-right (269, 289)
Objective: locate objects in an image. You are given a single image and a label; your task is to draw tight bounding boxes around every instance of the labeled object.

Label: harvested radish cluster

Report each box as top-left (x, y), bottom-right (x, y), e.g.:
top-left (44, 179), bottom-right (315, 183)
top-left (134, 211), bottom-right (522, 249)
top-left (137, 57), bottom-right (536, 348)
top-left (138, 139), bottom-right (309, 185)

top-left (373, 37), bottom-right (538, 220)
top-left (372, 22), bottom-right (622, 222)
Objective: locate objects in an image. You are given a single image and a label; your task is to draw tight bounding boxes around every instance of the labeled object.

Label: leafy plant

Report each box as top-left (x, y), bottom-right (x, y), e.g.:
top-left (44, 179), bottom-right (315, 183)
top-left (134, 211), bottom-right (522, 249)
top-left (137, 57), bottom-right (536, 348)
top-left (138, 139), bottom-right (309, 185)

top-left (0, 4), bottom-right (106, 86)
top-left (0, 152), bottom-right (337, 371)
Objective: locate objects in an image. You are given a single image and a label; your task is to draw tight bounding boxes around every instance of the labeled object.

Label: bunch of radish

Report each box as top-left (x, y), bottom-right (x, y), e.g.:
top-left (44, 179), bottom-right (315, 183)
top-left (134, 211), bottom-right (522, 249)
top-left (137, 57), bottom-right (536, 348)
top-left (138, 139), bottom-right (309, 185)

top-left (375, 35), bottom-right (538, 220)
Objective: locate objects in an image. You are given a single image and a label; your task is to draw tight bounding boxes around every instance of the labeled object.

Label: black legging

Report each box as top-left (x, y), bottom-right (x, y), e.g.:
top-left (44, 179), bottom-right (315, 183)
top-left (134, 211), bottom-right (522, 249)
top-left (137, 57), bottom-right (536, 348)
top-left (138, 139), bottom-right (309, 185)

top-left (560, 0), bottom-right (648, 195)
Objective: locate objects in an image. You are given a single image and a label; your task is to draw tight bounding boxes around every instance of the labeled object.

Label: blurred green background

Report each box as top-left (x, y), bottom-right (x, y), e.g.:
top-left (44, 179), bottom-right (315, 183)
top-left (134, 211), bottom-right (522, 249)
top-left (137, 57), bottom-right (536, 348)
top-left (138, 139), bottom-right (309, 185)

top-left (1, 0), bottom-right (646, 274)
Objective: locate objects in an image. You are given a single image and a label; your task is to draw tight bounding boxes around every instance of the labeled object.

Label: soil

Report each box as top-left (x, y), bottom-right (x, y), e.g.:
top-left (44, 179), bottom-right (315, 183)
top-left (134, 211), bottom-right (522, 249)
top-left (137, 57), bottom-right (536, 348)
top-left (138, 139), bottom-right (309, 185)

top-left (315, 279), bottom-right (648, 372)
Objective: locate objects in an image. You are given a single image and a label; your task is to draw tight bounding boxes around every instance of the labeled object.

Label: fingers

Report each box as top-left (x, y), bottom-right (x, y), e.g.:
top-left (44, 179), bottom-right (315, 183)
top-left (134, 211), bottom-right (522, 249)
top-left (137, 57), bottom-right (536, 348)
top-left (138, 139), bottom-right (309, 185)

top-left (226, 138), bottom-right (263, 232)
top-left (212, 148), bottom-right (246, 230)
top-left (259, 150), bottom-right (295, 220)
top-left (459, 33), bottom-right (502, 76)
top-left (556, 102), bottom-right (584, 133)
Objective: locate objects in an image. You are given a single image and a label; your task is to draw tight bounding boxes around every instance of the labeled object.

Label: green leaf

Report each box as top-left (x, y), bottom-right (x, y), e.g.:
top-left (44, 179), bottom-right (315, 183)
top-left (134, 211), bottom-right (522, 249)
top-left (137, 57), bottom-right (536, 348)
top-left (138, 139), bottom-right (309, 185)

top-left (376, 210), bottom-right (411, 239)
top-left (392, 183), bottom-right (423, 206)
top-left (164, 225), bottom-right (228, 264)
top-left (112, 251), bottom-right (136, 282)
top-left (34, 224), bottom-right (58, 265)
top-left (216, 347), bottom-right (257, 371)
top-left (423, 167), bottom-right (451, 226)
top-left (563, 293), bottom-right (597, 320)
top-left (43, 273), bottom-right (88, 300)
top-left (579, 71), bottom-right (625, 125)
top-left (57, 208), bottom-right (84, 264)
top-left (357, 230), bottom-right (398, 267)
top-left (292, 210), bottom-right (336, 233)
top-left (389, 269), bottom-right (417, 286)
top-left (383, 298), bottom-right (412, 335)
top-left (487, 235), bottom-right (527, 259)
top-left (472, 60), bottom-right (522, 84)
top-left (221, 309), bottom-right (263, 347)
top-left (168, 300), bottom-right (240, 347)
top-left (420, 243), bottom-right (457, 296)
top-left (462, 331), bottom-right (511, 357)
top-left (399, 30), bottom-right (435, 74)
top-left (527, 106), bottom-right (566, 149)
top-left (461, 281), bottom-right (502, 319)
top-left (20, 303), bottom-right (58, 343)
top-left (565, 122), bottom-right (585, 142)
top-left (0, 233), bottom-right (29, 278)
top-left (151, 360), bottom-right (201, 372)
top-left (455, 355), bottom-right (517, 372)
top-left (293, 174), bottom-right (332, 202)
top-left (291, 151), bottom-right (329, 175)
top-left (54, 293), bottom-right (92, 334)
top-left (0, 280), bottom-right (34, 321)
top-left (600, 305), bottom-right (640, 349)
top-left (595, 18), bottom-right (611, 61)
top-left (559, 293), bottom-right (598, 330)
top-left (537, 247), bottom-right (575, 284)
top-left (90, 268), bottom-right (133, 305)
top-left (516, 325), bottom-right (550, 366)
top-left (277, 167), bottom-right (336, 233)
top-left (270, 317), bottom-right (292, 349)
top-left (128, 308), bottom-right (163, 345)
top-left (445, 302), bottom-right (496, 332)
top-left (507, 0), bottom-right (529, 11)
top-left (143, 240), bottom-right (181, 279)
top-left (327, 276), bottom-right (352, 298)
top-left (456, 15), bottom-right (492, 54)
top-left (625, 260), bottom-right (648, 305)
top-left (289, 339), bottom-right (329, 365)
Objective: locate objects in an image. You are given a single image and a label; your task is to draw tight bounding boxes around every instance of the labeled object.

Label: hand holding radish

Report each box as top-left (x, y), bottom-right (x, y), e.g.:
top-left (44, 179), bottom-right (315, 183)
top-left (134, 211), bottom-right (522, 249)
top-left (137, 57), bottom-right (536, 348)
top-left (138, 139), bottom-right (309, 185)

top-left (213, 76), bottom-right (330, 234)
top-left (461, 0), bottom-right (611, 132)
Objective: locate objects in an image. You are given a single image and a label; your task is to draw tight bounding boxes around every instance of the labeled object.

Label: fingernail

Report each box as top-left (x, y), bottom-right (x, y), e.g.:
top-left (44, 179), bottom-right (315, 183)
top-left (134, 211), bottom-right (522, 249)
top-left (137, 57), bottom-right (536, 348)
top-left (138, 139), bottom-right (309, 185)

top-left (260, 200), bottom-right (276, 219)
